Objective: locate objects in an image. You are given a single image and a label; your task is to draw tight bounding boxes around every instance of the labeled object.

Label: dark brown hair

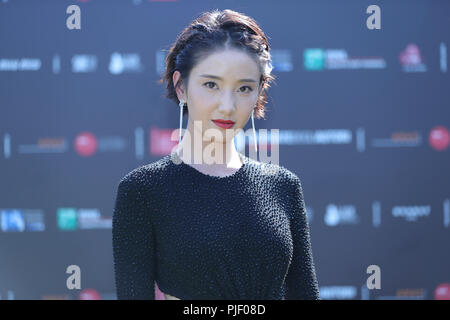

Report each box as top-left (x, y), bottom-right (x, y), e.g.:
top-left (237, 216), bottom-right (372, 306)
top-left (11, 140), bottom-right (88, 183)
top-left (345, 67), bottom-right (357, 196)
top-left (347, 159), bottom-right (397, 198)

top-left (158, 9), bottom-right (276, 120)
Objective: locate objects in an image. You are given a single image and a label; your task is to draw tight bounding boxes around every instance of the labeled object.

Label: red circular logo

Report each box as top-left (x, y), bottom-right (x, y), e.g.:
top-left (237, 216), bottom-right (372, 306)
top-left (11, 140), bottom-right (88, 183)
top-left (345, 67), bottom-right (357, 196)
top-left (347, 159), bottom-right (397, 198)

top-left (75, 132), bottom-right (98, 157)
top-left (78, 288), bottom-right (101, 300)
top-left (429, 126), bottom-right (449, 151)
top-left (434, 283), bottom-right (450, 300)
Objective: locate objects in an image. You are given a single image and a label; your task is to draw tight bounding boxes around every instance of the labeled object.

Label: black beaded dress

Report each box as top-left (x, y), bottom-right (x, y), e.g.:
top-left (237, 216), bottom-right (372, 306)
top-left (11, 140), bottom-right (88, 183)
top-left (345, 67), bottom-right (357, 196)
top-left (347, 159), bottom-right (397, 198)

top-left (112, 151), bottom-right (320, 300)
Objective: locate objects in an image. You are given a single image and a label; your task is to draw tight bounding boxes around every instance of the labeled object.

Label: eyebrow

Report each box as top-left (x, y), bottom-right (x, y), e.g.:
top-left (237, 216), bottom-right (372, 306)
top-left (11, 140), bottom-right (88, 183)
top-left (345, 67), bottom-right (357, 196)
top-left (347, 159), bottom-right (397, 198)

top-left (199, 74), bottom-right (257, 83)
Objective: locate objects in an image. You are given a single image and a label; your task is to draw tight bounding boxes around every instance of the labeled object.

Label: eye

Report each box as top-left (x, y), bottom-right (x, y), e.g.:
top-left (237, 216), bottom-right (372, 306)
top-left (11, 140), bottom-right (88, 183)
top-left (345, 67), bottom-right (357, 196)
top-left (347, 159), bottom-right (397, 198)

top-left (203, 82), bottom-right (253, 93)
top-left (239, 86), bottom-right (253, 93)
top-left (203, 81), bottom-right (217, 89)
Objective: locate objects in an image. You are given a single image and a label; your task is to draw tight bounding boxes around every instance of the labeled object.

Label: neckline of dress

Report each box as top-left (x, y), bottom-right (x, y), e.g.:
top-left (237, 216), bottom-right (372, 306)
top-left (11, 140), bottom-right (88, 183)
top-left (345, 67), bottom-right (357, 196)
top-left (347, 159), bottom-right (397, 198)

top-left (169, 151), bottom-right (248, 180)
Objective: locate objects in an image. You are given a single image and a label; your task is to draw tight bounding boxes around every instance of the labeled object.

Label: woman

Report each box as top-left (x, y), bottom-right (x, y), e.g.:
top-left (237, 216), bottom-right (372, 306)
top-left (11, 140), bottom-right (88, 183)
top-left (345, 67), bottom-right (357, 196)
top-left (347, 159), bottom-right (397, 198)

top-left (112, 9), bottom-right (320, 300)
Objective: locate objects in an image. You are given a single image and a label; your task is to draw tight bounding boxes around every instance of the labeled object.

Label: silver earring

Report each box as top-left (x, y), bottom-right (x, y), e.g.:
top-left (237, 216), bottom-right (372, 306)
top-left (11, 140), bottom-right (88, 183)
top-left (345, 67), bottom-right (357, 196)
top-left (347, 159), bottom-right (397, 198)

top-left (251, 108), bottom-right (257, 153)
top-left (178, 98), bottom-right (185, 146)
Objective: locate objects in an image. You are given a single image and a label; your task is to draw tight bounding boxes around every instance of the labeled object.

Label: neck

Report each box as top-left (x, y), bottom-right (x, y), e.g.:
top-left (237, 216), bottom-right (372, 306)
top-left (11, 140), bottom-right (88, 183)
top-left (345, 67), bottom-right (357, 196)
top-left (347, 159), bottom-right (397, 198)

top-left (176, 121), bottom-right (241, 168)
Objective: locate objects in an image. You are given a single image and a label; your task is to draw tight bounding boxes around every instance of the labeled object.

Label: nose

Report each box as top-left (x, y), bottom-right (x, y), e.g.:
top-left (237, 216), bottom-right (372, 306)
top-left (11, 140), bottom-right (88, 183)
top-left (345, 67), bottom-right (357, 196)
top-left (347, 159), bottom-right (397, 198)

top-left (217, 91), bottom-right (236, 116)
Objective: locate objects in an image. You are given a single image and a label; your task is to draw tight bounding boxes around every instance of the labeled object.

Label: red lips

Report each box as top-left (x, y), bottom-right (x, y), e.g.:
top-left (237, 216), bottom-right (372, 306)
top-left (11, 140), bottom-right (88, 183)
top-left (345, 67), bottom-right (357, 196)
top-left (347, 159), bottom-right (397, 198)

top-left (212, 119), bottom-right (235, 129)
top-left (215, 120), bottom-right (234, 123)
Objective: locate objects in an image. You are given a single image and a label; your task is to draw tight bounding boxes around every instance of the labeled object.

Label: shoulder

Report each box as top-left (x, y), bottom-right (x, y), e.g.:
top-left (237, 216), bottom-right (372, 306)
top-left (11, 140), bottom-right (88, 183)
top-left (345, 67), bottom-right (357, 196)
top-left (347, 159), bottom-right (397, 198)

top-left (245, 156), bottom-right (302, 188)
top-left (116, 154), bottom-right (173, 192)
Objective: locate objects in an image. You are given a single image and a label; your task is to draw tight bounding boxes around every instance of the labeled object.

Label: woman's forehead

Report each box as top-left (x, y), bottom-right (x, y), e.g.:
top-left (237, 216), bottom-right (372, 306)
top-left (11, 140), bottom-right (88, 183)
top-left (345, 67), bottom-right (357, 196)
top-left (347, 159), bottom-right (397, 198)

top-left (192, 51), bottom-right (260, 80)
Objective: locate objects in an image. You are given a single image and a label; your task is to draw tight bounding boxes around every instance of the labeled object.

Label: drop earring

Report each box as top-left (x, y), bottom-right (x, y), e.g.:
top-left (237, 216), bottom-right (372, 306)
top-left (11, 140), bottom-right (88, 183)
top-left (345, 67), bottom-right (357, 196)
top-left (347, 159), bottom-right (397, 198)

top-left (178, 98), bottom-right (185, 146)
top-left (251, 108), bottom-right (257, 153)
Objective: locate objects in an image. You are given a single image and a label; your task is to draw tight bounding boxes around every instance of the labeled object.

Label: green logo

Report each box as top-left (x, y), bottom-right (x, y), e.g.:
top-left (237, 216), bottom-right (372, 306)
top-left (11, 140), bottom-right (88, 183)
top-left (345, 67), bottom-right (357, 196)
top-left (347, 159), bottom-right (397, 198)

top-left (304, 49), bottom-right (325, 70)
top-left (57, 208), bottom-right (78, 231)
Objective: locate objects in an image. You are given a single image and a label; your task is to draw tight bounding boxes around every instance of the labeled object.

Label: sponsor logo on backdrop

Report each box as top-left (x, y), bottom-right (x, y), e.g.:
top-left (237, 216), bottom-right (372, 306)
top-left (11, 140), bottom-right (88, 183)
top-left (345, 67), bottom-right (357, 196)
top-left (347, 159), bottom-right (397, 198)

top-left (278, 129), bottom-right (352, 145)
top-left (78, 209), bottom-right (112, 229)
top-left (0, 58), bottom-right (41, 71)
top-left (304, 48), bottom-right (386, 70)
top-left (399, 44), bottom-right (427, 72)
top-left (371, 131), bottom-right (422, 148)
top-left (434, 283), bottom-right (450, 300)
top-left (57, 208), bottom-right (111, 231)
top-left (0, 210), bottom-right (24, 232)
top-left (41, 294), bottom-right (71, 300)
top-left (78, 288), bottom-right (101, 300)
top-left (375, 288), bottom-right (426, 300)
top-left (41, 291), bottom-right (114, 300)
top-left (0, 209), bottom-right (45, 232)
top-left (18, 137), bottom-right (68, 154)
top-left (109, 52), bottom-right (143, 74)
top-left (57, 208), bottom-right (78, 231)
top-left (150, 127), bottom-right (179, 156)
top-left (324, 204), bottom-right (359, 226)
top-left (391, 205), bottom-right (430, 222)
top-left (75, 132), bottom-right (98, 157)
top-left (428, 126), bottom-right (449, 151)
top-left (72, 54), bottom-right (98, 73)
top-left (319, 286), bottom-right (357, 299)
top-left (74, 132), bottom-right (126, 157)
top-left (96, 136), bottom-right (126, 152)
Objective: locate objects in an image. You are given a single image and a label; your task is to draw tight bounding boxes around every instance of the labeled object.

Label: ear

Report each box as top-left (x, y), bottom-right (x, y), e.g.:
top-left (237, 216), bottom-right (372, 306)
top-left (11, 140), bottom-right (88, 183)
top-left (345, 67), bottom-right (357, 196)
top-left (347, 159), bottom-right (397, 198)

top-left (172, 71), bottom-right (185, 101)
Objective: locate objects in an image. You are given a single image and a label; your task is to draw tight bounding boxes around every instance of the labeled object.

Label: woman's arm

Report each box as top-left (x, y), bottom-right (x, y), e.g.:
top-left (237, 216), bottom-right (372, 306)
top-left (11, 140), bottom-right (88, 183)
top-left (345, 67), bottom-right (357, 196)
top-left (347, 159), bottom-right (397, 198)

top-left (284, 175), bottom-right (320, 300)
top-left (112, 174), bottom-right (156, 300)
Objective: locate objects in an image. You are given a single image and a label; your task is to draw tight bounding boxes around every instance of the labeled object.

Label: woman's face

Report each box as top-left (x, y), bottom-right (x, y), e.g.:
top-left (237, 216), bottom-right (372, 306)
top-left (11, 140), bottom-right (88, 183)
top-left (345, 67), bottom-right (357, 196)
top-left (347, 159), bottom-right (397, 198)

top-left (174, 48), bottom-right (262, 143)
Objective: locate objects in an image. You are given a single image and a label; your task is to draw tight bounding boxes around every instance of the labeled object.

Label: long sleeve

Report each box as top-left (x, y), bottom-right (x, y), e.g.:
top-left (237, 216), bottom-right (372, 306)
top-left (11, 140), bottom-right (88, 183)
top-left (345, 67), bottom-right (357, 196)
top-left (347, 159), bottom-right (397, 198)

top-left (284, 176), bottom-right (320, 300)
top-left (112, 175), bottom-right (156, 300)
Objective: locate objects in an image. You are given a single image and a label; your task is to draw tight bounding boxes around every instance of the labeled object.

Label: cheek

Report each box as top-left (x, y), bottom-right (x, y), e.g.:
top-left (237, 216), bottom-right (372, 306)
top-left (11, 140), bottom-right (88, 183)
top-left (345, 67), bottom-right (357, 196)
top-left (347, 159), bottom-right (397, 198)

top-left (238, 91), bottom-right (259, 104)
top-left (190, 104), bottom-right (217, 123)
top-left (238, 94), bottom-right (258, 111)
top-left (235, 107), bottom-right (252, 124)
top-left (188, 88), bottom-right (213, 114)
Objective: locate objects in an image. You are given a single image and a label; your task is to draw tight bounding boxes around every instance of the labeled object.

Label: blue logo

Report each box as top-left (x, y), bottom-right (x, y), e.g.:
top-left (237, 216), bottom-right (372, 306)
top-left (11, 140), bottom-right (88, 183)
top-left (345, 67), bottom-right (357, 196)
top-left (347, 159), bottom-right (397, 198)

top-left (1, 210), bottom-right (25, 232)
